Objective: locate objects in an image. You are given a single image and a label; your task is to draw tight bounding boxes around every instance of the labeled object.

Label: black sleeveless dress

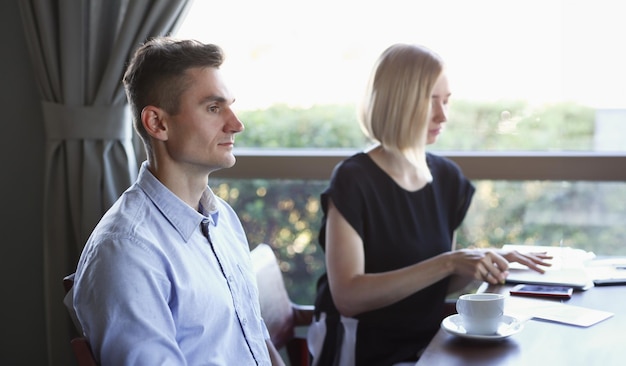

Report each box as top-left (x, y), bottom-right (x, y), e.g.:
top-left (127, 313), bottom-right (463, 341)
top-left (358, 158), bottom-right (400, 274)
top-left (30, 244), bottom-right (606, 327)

top-left (312, 152), bottom-right (475, 366)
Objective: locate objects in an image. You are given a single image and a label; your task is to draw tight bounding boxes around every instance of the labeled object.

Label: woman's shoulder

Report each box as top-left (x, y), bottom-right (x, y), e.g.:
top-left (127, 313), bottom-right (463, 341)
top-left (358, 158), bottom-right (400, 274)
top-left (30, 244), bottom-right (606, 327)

top-left (332, 152), bottom-right (373, 175)
top-left (427, 152), bottom-right (464, 177)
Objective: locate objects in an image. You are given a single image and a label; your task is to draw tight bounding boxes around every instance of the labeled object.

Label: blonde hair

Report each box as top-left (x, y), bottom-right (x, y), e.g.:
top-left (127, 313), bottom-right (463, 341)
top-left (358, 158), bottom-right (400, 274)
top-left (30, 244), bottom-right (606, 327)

top-left (359, 43), bottom-right (444, 182)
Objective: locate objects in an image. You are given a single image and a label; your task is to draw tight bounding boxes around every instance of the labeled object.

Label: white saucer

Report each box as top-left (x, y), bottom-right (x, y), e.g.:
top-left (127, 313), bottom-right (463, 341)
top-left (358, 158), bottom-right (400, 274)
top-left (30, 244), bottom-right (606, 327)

top-left (441, 314), bottom-right (523, 341)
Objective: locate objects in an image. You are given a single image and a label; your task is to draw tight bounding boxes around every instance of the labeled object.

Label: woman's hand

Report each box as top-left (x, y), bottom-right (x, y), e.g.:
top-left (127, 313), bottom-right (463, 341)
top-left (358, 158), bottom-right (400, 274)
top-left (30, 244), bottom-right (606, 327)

top-left (449, 249), bottom-right (511, 285)
top-left (496, 249), bottom-right (553, 274)
top-left (450, 248), bottom-right (553, 285)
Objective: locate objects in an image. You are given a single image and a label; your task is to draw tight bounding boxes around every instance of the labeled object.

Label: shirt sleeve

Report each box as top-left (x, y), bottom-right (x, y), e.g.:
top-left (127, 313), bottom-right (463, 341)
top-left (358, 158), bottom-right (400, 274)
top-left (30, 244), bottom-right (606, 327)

top-left (322, 159), bottom-right (368, 238)
top-left (446, 159), bottom-right (475, 229)
top-left (260, 318), bottom-right (271, 340)
top-left (74, 237), bottom-right (185, 366)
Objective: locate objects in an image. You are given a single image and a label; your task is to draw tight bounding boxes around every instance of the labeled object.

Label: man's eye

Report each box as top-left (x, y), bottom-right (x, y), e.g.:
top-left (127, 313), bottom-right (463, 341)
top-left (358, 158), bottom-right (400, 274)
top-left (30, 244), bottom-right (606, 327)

top-left (208, 105), bottom-right (220, 113)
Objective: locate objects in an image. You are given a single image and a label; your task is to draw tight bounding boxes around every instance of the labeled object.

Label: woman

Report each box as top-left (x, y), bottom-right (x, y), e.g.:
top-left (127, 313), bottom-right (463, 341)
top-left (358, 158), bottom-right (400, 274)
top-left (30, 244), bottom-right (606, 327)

top-left (307, 44), bottom-right (550, 366)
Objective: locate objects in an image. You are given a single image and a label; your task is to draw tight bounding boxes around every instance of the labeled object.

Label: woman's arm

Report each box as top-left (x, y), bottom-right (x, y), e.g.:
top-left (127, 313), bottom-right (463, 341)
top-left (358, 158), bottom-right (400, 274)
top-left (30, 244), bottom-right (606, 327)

top-left (325, 199), bottom-right (458, 317)
top-left (325, 198), bottom-right (548, 317)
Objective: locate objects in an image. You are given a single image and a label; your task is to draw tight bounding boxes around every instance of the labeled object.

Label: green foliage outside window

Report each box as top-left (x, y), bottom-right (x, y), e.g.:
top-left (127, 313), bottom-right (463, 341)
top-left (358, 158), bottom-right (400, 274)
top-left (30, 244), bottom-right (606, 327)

top-left (234, 100), bottom-right (596, 150)
top-left (443, 101), bottom-right (595, 150)
top-left (236, 103), bottom-right (368, 148)
top-left (214, 179), bottom-right (327, 303)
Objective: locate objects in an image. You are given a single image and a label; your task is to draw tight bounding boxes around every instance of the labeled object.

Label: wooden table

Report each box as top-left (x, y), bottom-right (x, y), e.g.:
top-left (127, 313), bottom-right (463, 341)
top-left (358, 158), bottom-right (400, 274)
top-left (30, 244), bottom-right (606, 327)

top-left (416, 284), bottom-right (626, 366)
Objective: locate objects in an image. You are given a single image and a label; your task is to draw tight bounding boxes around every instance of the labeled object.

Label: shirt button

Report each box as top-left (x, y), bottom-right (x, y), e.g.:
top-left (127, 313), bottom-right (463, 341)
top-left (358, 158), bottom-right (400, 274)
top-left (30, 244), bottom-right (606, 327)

top-left (228, 275), bottom-right (234, 282)
top-left (242, 318), bottom-right (247, 326)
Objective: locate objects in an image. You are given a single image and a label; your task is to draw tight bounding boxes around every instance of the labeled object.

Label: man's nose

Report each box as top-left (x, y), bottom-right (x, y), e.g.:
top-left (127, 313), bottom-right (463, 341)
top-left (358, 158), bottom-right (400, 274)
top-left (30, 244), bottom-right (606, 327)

top-left (226, 110), bottom-right (244, 133)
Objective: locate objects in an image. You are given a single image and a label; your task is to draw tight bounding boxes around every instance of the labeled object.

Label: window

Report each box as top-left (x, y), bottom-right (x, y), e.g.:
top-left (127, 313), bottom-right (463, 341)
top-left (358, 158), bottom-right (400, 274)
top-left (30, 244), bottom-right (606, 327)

top-left (178, 1), bottom-right (626, 302)
top-left (178, 0), bottom-right (626, 152)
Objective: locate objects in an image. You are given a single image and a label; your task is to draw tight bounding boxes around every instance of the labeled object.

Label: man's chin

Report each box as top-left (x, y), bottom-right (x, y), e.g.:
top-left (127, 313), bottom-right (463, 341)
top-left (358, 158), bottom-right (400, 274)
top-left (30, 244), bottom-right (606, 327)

top-left (216, 157), bottom-right (237, 170)
top-left (226, 156), bottom-right (237, 168)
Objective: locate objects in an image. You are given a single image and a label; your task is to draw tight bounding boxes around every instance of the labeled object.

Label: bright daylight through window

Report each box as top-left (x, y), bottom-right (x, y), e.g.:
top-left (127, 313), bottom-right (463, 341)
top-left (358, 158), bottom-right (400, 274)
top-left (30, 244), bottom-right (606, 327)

top-left (178, 0), bottom-right (626, 152)
top-left (177, 0), bottom-right (626, 302)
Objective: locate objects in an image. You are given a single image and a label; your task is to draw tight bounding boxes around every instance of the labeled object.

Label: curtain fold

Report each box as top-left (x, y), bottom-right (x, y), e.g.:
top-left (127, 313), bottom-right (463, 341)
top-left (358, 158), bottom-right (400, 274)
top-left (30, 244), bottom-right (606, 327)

top-left (18, 1), bottom-right (193, 365)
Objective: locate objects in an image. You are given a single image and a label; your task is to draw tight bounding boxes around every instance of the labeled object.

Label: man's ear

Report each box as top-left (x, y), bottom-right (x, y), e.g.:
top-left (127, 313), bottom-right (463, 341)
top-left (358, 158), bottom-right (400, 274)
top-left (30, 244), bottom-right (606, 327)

top-left (141, 106), bottom-right (168, 141)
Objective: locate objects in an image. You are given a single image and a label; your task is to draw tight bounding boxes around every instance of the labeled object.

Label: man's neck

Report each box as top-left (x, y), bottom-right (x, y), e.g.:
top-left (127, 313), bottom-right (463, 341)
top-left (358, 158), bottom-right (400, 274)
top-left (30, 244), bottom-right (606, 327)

top-left (147, 161), bottom-right (209, 210)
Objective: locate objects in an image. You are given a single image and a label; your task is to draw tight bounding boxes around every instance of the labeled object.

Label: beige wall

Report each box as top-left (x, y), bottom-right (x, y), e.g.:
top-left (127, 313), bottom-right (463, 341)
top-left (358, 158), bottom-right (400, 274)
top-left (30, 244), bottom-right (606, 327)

top-left (1, 1), bottom-right (47, 364)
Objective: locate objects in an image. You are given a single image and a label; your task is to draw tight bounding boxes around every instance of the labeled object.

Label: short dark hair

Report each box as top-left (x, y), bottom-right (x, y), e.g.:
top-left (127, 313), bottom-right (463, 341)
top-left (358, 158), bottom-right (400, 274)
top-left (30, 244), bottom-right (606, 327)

top-left (123, 37), bottom-right (224, 148)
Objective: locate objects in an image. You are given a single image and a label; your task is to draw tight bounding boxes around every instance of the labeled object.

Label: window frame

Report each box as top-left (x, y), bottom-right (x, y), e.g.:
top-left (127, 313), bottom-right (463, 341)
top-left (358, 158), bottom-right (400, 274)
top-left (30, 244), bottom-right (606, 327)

top-left (213, 150), bottom-right (626, 181)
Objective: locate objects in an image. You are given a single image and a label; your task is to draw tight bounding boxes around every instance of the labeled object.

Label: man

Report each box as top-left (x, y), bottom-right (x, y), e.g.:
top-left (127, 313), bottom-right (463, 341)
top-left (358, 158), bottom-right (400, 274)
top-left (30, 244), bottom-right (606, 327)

top-left (73, 37), bottom-right (284, 365)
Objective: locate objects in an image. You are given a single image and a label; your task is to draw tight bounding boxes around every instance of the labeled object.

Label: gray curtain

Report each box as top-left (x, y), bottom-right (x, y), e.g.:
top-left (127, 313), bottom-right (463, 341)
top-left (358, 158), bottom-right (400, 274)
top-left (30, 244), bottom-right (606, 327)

top-left (18, 0), bottom-right (193, 365)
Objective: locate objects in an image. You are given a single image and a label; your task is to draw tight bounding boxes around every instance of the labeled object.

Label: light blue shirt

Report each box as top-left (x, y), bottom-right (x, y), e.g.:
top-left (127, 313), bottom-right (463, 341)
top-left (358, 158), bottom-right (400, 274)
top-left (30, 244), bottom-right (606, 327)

top-left (73, 162), bottom-right (271, 365)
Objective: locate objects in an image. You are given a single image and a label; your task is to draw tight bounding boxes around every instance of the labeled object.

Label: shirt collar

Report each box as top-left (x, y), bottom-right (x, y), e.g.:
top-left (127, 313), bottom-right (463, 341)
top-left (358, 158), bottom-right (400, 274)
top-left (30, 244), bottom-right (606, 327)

top-left (136, 162), bottom-right (220, 242)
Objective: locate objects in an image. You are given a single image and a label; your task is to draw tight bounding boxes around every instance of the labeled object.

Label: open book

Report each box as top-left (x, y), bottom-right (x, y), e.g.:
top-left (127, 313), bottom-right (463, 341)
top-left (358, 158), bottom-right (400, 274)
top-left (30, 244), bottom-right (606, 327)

top-left (584, 257), bottom-right (626, 285)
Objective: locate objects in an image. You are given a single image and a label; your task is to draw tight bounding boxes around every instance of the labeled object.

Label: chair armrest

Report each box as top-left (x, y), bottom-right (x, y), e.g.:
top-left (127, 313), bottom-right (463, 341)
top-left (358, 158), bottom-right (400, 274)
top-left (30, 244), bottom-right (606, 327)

top-left (288, 304), bottom-right (314, 366)
top-left (70, 337), bottom-right (98, 366)
top-left (292, 304), bottom-right (315, 327)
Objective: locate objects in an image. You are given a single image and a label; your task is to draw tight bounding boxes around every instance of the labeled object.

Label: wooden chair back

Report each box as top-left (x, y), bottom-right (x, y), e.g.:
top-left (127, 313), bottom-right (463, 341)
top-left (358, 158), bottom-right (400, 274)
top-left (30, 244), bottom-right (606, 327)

top-left (251, 243), bottom-right (314, 366)
top-left (62, 274), bottom-right (98, 366)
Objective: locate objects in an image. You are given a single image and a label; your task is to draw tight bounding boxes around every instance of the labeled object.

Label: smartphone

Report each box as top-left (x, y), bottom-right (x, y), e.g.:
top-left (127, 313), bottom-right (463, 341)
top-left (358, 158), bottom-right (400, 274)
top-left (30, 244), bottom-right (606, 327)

top-left (509, 284), bottom-right (573, 299)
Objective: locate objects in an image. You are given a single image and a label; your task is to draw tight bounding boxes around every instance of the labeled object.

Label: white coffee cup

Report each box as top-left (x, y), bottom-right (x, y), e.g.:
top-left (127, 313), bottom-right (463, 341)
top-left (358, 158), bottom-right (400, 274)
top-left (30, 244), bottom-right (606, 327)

top-left (456, 293), bottom-right (505, 335)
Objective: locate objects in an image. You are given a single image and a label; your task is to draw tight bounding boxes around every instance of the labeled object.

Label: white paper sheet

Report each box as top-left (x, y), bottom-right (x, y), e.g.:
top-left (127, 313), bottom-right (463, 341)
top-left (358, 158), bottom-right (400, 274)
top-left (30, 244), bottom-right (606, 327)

top-left (505, 296), bottom-right (614, 327)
